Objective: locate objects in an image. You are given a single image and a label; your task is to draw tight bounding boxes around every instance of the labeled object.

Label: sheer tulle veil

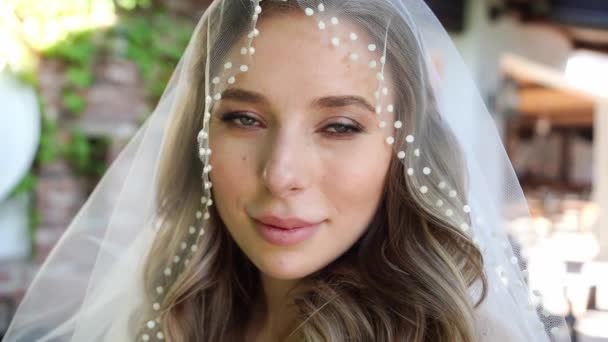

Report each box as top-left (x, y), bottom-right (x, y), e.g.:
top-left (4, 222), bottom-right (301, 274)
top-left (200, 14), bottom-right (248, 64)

top-left (5, 0), bottom-right (571, 341)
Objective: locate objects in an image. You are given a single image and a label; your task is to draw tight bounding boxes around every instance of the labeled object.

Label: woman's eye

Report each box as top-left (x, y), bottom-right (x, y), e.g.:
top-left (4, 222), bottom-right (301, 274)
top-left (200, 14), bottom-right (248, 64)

top-left (221, 112), bottom-right (262, 128)
top-left (323, 122), bottom-right (362, 135)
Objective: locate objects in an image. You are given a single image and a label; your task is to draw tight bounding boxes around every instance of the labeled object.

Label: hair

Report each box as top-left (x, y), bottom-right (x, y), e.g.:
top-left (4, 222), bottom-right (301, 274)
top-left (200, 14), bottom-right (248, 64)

top-left (136, 1), bottom-right (487, 341)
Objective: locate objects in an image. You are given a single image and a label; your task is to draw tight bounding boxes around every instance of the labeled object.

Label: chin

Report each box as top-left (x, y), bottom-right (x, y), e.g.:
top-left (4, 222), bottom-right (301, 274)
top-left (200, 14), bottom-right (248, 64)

top-left (253, 251), bottom-right (323, 281)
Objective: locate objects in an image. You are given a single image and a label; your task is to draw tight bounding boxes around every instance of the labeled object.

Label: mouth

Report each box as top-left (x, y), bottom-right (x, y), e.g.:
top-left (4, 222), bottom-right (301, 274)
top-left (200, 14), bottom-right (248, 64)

top-left (252, 216), bottom-right (323, 246)
top-left (254, 215), bottom-right (321, 229)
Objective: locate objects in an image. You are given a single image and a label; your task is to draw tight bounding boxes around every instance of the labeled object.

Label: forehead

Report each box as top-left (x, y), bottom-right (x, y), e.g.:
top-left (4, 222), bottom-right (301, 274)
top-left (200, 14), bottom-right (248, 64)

top-left (216, 13), bottom-right (389, 106)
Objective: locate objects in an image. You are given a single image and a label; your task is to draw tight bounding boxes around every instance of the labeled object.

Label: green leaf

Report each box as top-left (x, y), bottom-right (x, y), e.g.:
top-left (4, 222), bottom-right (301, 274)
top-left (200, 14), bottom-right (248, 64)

top-left (37, 114), bottom-right (60, 165)
top-left (62, 92), bottom-right (86, 114)
top-left (63, 129), bottom-right (91, 173)
top-left (10, 173), bottom-right (37, 197)
top-left (66, 67), bottom-right (94, 88)
top-left (16, 69), bottom-right (39, 87)
top-left (43, 31), bottom-right (96, 65)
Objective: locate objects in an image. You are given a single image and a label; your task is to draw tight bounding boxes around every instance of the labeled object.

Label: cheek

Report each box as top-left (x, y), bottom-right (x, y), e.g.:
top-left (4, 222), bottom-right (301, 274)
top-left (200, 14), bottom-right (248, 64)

top-left (208, 136), bottom-right (258, 222)
top-left (303, 144), bottom-right (389, 276)
top-left (209, 129), bottom-right (259, 179)
top-left (322, 141), bottom-right (391, 228)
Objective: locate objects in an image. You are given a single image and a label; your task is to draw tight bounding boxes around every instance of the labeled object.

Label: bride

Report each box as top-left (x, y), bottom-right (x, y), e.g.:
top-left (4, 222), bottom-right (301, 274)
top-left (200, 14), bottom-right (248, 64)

top-left (5, 0), bottom-right (570, 341)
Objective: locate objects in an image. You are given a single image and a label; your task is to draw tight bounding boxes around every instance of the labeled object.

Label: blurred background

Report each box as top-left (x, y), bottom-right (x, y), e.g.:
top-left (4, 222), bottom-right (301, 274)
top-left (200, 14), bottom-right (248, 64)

top-left (1, 0), bottom-right (607, 340)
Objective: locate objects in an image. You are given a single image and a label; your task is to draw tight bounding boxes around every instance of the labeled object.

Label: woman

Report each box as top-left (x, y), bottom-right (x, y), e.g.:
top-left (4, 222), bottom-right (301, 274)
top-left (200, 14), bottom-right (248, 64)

top-left (5, 0), bottom-right (570, 341)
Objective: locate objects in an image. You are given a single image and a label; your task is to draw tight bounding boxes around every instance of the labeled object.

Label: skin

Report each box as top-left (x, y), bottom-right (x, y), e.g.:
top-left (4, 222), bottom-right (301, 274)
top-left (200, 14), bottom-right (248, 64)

top-left (209, 12), bottom-right (395, 342)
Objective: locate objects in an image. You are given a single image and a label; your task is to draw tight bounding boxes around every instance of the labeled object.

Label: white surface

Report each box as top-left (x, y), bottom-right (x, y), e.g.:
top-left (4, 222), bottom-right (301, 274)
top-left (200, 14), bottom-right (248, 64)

top-left (0, 71), bottom-right (39, 260)
top-left (0, 193), bottom-right (30, 260)
top-left (0, 70), bottom-right (40, 202)
top-left (593, 102), bottom-right (608, 260)
top-left (566, 50), bottom-right (608, 98)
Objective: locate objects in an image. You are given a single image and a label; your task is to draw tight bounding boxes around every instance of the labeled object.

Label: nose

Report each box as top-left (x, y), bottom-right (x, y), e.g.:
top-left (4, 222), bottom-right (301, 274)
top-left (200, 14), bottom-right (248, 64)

top-left (261, 130), bottom-right (311, 198)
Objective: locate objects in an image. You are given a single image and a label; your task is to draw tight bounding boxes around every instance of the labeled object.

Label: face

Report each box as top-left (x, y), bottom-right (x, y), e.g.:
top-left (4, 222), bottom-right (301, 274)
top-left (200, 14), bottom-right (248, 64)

top-left (209, 12), bottom-right (395, 280)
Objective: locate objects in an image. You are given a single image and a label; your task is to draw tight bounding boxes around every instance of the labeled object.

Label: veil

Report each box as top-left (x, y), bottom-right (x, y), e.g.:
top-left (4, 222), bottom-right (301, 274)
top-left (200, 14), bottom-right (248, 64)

top-left (4, 0), bottom-right (571, 341)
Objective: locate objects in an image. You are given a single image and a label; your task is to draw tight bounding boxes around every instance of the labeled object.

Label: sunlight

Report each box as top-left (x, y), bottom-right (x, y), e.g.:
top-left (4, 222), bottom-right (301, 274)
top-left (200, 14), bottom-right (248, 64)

top-left (566, 50), bottom-right (608, 98)
top-left (0, 0), bottom-right (117, 73)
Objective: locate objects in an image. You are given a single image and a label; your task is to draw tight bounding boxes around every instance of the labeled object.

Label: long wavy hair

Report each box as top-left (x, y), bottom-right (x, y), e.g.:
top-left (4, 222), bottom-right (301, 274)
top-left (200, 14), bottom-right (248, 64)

top-left (137, 1), bottom-right (487, 341)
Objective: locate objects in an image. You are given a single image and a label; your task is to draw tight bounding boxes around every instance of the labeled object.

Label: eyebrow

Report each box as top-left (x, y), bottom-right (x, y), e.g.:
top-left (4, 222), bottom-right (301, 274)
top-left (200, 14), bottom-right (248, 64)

top-left (221, 88), bottom-right (376, 114)
top-left (221, 88), bottom-right (270, 106)
top-left (312, 95), bottom-right (376, 114)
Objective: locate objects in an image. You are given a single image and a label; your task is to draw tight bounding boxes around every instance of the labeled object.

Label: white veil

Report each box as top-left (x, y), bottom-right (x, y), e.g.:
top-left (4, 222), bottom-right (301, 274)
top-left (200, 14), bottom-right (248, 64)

top-left (5, 0), bottom-right (570, 341)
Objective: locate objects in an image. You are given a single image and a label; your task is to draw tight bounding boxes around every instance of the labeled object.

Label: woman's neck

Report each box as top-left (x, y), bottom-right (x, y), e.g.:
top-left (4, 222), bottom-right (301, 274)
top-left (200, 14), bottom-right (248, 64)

top-left (248, 274), bottom-right (301, 342)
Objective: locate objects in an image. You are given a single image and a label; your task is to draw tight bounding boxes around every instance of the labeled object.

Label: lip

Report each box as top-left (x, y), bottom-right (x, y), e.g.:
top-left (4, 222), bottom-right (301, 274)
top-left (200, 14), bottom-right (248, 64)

top-left (252, 216), bottom-right (322, 246)
top-left (255, 215), bottom-right (319, 229)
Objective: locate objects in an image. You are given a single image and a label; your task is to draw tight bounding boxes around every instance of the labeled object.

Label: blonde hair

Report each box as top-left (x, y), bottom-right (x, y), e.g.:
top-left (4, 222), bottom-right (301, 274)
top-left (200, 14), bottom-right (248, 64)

top-left (137, 1), bottom-right (487, 341)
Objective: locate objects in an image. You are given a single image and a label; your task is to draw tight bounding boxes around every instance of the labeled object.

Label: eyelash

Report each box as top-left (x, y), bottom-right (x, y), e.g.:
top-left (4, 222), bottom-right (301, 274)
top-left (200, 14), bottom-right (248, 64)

top-left (220, 112), bottom-right (364, 136)
top-left (220, 112), bottom-right (262, 128)
top-left (323, 122), bottom-right (363, 136)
